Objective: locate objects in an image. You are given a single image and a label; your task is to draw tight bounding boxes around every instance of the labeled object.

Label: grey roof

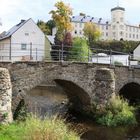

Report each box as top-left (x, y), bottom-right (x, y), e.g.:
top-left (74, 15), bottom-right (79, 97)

top-left (0, 18), bottom-right (31, 40)
top-left (46, 35), bottom-right (55, 44)
top-left (71, 15), bottom-right (110, 25)
top-left (111, 6), bottom-right (125, 12)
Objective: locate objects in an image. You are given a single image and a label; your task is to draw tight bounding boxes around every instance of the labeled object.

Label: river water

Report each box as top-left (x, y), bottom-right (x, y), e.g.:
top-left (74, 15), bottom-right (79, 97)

top-left (27, 85), bottom-right (140, 140)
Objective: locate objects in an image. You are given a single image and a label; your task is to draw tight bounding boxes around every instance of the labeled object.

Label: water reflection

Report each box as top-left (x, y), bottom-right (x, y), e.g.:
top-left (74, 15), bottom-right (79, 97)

top-left (80, 122), bottom-right (140, 140)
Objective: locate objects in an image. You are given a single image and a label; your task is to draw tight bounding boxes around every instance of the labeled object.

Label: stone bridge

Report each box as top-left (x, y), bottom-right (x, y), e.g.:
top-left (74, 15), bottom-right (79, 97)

top-left (1, 62), bottom-right (140, 122)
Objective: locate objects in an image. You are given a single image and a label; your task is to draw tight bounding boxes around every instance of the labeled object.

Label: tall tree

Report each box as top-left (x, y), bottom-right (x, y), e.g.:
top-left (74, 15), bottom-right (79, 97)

top-left (50, 1), bottom-right (73, 45)
top-left (83, 22), bottom-right (101, 46)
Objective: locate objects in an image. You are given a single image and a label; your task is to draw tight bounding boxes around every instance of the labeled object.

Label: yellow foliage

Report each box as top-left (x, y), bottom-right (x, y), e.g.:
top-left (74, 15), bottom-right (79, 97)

top-left (83, 22), bottom-right (101, 45)
top-left (50, 1), bottom-right (73, 33)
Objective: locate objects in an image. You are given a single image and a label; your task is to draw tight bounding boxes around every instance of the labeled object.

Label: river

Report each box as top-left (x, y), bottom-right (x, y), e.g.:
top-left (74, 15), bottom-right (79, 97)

top-left (27, 85), bottom-right (140, 140)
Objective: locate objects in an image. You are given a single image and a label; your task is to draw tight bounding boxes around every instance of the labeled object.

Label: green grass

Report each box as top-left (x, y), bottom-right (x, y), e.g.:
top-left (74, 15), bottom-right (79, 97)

top-left (0, 115), bottom-right (80, 140)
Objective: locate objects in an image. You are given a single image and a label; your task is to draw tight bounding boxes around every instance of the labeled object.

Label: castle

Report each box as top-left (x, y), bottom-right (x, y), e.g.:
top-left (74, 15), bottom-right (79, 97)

top-left (53, 6), bottom-right (140, 41)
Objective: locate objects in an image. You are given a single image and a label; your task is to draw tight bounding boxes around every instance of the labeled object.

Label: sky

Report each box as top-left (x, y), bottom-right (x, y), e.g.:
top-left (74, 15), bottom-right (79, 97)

top-left (0, 0), bottom-right (140, 33)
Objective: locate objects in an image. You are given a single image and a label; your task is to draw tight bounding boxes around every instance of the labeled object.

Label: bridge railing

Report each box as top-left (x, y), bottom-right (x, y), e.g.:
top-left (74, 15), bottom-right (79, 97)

top-left (0, 42), bottom-right (137, 67)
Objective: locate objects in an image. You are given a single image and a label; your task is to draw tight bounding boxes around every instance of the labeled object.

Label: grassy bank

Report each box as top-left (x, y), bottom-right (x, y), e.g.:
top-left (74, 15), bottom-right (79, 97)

top-left (0, 115), bottom-right (80, 140)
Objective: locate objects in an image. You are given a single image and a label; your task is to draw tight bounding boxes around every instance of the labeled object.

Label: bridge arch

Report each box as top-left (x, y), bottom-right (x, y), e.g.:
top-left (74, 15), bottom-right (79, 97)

top-left (119, 82), bottom-right (140, 104)
top-left (54, 79), bottom-right (91, 112)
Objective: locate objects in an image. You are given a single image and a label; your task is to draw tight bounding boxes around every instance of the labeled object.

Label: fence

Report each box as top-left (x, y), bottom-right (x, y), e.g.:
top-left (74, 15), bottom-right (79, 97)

top-left (0, 42), bottom-right (138, 67)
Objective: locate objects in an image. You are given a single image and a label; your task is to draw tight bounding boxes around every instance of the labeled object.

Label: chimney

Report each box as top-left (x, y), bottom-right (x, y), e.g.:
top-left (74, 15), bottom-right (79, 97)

top-left (21, 19), bottom-right (25, 23)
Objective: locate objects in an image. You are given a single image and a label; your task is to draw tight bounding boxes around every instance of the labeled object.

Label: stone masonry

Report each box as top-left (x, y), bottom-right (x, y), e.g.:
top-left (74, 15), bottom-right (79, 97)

top-left (0, 62), bottom-right (140, 121)
top-left (0, 68), bottom-right (12, 123)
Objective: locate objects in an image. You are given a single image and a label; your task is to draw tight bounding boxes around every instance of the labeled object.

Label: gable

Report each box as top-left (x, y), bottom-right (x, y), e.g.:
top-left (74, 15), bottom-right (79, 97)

top-left (12, 19), bottom-right (44, 38)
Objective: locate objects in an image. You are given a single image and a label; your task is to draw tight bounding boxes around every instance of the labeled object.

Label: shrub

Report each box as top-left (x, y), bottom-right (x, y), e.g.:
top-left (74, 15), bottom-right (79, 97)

top-left (0, 115), bottom-right (80, 140)
top-left (96, 95), bottom-right (137, 126)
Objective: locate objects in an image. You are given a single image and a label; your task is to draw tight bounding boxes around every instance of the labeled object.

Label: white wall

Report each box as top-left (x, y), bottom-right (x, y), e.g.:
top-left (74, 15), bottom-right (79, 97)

top-left (11, 19), bottom-right (45, 61)
top-left (0, 38), bottom-right (11, 61)
top-left (134, 44), bottom-right (140, 60)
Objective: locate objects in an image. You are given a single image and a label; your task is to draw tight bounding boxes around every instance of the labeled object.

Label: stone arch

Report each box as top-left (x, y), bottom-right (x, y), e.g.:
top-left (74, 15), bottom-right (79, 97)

top-left (119, 82), bottom-right (140, 104)
top-left (54, 79), bottom-right (91, 112)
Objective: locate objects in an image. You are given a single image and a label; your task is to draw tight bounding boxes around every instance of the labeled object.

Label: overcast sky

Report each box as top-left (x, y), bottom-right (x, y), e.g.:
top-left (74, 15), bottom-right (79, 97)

top-left (0, 0), bottom-right (140, 32)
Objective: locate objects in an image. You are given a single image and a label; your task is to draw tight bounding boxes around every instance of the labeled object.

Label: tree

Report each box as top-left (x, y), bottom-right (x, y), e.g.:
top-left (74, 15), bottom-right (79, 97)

top-left (46, 20), bottom-right (56, 35)
top-left (83, 22), bottom-right (101, 46)
top-left (37, 20), bottom-right (50, 35)
top-left (68, 37), bottom-right (92, 62)
top-left (50, 1), bottom-right (73, 45)
top-left (63, 32), bottom-right (72, 46)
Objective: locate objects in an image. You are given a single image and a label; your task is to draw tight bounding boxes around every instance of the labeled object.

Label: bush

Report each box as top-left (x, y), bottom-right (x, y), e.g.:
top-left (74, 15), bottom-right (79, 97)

top-left (68, 37), bottom-right (92, 62)
top-left (0, 115), bottom-right (80, 140)
top-left (96, 95), bottom-right (137, 126)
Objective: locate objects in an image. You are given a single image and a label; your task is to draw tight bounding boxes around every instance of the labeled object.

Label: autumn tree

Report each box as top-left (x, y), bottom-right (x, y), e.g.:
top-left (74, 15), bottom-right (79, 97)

top-left (83, 22), bottom-right (101, 46)
top-left (63, 32), bottom-right (72, 46)
top-left (37, 20), bottom-right (50, 35)
top-left (50, 1), bottom-right (73, 45)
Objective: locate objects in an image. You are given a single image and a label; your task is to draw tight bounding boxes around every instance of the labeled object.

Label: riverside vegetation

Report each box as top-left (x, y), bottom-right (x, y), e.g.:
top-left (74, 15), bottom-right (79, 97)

top-left (0, 95), bottom-right (138, 140)
top-left (94, 95), bottom-right (137, 126)
top-left (0, 115), bottom-right (80, 140)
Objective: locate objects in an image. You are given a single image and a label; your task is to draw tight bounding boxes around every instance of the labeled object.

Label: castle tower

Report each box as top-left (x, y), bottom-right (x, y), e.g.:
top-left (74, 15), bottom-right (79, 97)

top-left (111, 6), bottom-right (125, 40)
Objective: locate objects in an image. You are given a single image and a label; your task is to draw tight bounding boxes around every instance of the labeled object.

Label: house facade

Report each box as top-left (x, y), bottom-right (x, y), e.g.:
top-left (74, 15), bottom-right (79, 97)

top-left (0, 18), bottom-right (45, 61)
top-left (133, 43), bottom-right (140, 60)
top-left (52, 6), bottom-right (140, 41)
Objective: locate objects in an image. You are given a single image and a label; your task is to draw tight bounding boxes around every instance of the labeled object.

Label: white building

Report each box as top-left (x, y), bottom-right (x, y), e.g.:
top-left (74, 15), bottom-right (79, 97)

top-left (53, 6), bottom-right (140, 41)
top-left (133, 43), bottom-right (140, 60)
top-left (0, 18), bottom-right (45, 61)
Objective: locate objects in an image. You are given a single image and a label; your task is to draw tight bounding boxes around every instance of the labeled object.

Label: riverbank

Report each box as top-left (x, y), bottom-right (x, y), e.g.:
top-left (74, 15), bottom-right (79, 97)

top-left (0, 115), bottom-right (80, 140)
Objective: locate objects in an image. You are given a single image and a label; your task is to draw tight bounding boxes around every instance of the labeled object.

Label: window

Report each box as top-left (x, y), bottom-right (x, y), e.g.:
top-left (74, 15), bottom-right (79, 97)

top-left (129, 34), bottom-right (131, 38)
top-left (133, 34), bottom-right (135, 38)
top-left (25, 33), bottom-right (29, 36)
top-left (137, 34), bottom-right (139, 39)
top-left (126, 26), bottom-right (128, 31)
top-left (126, 33), bottom-right (128, 38)
top-left (129, 27), bottom-right (131, 31)
top-left (75, 30), bottom-right (77, 34)
top-left (21, 43), bottom-right (27, 50)
top-left (79, 30), bottom-right (82, 34)
top-left (75, 23), bottom-right (77, 27)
